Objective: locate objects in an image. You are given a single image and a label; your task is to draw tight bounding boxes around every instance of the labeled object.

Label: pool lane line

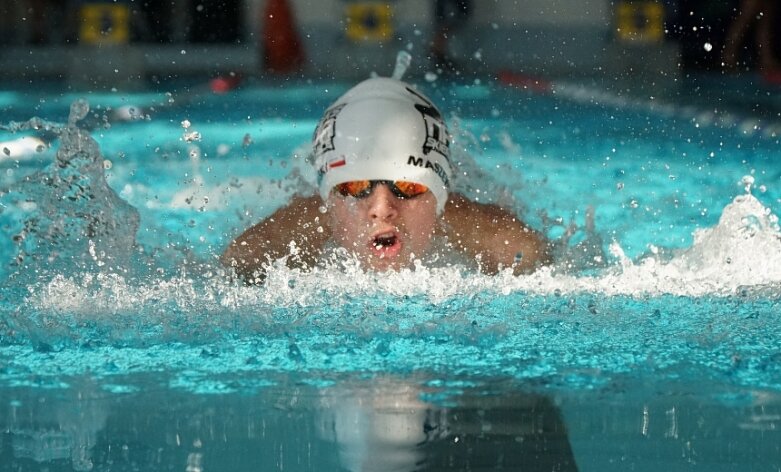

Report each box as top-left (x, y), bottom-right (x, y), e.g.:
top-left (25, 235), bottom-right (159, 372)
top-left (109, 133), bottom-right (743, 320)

top-left (496, 70), bottom-right (781, 140)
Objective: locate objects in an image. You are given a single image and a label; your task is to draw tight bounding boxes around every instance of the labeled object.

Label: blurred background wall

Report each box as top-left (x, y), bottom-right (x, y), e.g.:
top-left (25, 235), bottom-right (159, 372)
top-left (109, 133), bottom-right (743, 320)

top-left (0, 0), bottom-right (766, 90)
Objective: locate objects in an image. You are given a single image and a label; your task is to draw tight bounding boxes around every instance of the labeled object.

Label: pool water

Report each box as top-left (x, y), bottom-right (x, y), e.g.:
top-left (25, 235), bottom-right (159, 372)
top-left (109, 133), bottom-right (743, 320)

top-left (0, 76), bottom-right (780, 471)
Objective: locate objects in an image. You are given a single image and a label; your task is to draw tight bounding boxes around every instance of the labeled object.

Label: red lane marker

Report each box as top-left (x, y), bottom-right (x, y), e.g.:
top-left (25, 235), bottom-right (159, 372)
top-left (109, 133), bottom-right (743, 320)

top-left (497, 70), bottom-right (553, 94)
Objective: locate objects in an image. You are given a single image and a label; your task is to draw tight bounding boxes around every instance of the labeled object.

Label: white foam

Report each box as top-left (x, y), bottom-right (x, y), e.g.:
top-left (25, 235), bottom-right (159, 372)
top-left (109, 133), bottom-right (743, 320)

top-left (22, 189), bottom-right (781, 327)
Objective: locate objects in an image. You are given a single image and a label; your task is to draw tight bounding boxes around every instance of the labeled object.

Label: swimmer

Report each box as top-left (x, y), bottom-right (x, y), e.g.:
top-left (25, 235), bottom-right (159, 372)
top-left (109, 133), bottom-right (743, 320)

top-left (221, 77), bottom-right (550, 283)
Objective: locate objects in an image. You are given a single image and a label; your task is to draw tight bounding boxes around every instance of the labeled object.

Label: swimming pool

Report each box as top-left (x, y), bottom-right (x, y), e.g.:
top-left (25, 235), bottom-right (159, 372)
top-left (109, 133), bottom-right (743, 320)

top-left (0, 73), bottom-right (780, 471)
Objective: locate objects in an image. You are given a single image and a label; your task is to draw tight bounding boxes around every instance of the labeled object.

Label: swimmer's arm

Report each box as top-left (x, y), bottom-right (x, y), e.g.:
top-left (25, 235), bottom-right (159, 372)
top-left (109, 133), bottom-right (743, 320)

top-left (443, 194), bottom-right (551, 274)
top-left (220, 195), bottom-right (331, 283)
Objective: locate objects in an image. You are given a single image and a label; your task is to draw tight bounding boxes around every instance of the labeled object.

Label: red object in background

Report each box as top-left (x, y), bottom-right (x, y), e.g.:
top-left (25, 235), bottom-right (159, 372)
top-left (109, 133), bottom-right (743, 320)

top-left (497, 70), bottom-right (553, 94)
top-left (210, 74), bottom-right (243, 93)
top-left (762, 70), bottom-right (781, 86)
top-left (262, 0), bottom-right (305, 73)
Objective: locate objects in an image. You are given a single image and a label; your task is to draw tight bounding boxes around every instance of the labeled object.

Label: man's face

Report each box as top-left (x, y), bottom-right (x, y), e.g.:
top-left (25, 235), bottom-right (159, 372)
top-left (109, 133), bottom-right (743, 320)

top-left (327, 183), bottom-right (439, 271)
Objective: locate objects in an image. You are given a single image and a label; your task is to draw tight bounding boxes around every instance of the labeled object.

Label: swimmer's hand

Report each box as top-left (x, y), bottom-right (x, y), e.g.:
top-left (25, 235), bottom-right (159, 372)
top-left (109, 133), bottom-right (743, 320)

top-left (442, 194), bottom-right (551, 275)
top-left (220, 195), bottom-right (330, 285)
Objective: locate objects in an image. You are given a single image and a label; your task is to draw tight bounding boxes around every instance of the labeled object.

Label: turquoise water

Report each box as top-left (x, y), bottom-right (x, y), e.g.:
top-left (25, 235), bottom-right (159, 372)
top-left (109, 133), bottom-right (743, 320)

top-left (0, 78), bottom-right (780, 470)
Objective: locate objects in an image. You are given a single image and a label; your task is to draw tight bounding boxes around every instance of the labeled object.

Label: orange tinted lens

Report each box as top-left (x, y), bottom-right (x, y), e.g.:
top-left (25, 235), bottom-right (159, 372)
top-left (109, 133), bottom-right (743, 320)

top-left (394, 181), bottom-right (429, 197)
top-left (335, 180), bottom-right (372, 197)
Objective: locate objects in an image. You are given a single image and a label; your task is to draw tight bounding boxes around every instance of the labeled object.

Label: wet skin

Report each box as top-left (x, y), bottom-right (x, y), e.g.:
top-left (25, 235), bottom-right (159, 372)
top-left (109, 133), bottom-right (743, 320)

top-left (221, 191), bottom-right (550, 284)
top-left (328, 183), bottom-right (438, 271)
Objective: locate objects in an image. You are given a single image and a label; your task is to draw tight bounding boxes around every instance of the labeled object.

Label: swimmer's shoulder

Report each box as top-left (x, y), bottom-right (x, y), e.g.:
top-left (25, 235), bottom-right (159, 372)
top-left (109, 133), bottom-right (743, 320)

top-left (442, 193), bottom-right (550, 274)
top-left (221, 194), bottom-right (330, 283)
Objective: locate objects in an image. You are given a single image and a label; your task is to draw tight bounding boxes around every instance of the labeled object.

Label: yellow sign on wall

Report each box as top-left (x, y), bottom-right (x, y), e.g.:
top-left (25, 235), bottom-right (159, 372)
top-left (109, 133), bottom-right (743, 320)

top-left (616, 1), bottom-right (664, 43)
top-left (80, 3), bottom-right (130, 45)
top-left (345, 3), bottom-right (393, 42)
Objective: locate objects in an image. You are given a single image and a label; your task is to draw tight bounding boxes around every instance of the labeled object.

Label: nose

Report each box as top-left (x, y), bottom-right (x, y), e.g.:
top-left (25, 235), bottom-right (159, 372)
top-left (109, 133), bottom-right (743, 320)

top-left (366, 183), bottom-right (399, 221)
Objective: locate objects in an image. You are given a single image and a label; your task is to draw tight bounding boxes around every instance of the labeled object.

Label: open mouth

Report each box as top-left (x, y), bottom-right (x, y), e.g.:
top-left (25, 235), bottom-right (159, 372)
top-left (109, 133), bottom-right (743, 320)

top-left (373, 233), bottom-right (398, 249)
top-left (370, 231), bottom-right (402, 258)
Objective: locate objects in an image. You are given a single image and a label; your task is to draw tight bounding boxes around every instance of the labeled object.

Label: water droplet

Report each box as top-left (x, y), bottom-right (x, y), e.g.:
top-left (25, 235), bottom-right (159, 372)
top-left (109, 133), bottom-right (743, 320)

top-left (68, 99), bottom-right (90, 125)
top-left (391, 51), bottom-right (412, 80)
top-left (741, 175), bottom-right (755, 193)
top-left (183, 131), bottom-right (202, 143)
top-left (703, 42), bottom-right (713, 52)
top-left (741, 214), bottom-right (762, 235)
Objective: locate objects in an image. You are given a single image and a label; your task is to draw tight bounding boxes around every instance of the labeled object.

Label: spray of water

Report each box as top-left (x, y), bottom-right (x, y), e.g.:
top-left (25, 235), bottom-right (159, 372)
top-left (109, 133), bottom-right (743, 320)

top-left (391, 51), bottom-right (413, 81)
top-left (1, 95), bottom-right (781, 351)
top-left (17, 185), bottom-right (781, 348)
top-left (0, 100), bottom-right (141, 281)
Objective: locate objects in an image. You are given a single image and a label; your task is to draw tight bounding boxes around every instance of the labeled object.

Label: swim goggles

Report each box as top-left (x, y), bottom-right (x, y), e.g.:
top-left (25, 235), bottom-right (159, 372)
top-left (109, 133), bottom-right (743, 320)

top-left (334, 180), bottom-right (429, 199)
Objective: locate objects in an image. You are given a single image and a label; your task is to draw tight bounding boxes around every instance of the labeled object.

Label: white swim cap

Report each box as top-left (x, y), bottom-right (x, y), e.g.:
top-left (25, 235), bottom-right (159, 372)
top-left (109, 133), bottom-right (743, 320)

top-left (313, 77), bottom-right (452, 214)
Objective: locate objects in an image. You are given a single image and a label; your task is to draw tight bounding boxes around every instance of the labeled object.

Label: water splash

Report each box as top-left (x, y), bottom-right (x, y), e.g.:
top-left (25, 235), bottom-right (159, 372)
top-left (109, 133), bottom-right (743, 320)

top-left (13, 187), bottom-right (781, 348)
top-left (0, 100), bottom-right (141, 280)
top-left (391, 51), bottom-right (413, 81)
top-left (2, 124), bottom-right (779, 350)
top-left (1, 99), bottom-right (780, 359)
top-left (658, 190), bottom-right (781, 289)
